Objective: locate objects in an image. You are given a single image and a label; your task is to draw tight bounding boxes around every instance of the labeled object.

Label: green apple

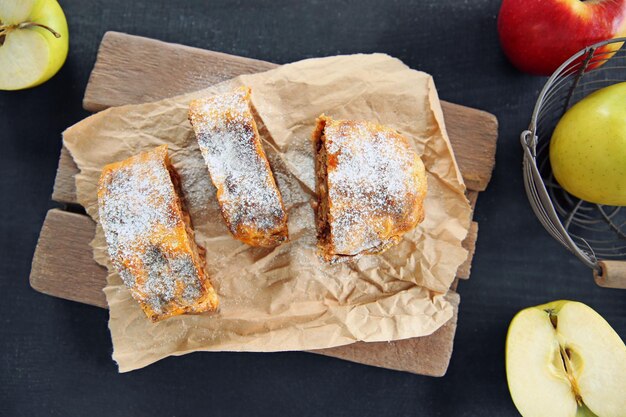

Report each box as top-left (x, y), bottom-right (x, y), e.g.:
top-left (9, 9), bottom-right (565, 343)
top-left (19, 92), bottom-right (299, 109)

top-left (0, 0), bottom-right (68, 90)
top-left (550, 82), bottom-right (626, 206)
top-left (506, 300), bottom-right (626, 417)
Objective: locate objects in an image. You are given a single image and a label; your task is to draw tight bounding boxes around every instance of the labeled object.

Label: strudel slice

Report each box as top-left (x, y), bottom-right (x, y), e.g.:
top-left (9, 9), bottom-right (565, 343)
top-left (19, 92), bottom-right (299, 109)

top-left (188, 87), bottom-right (289, 247)
top-left (313, 115), bottom-right (427, 261)
top-left (98, 145), bottom-right (219, 322)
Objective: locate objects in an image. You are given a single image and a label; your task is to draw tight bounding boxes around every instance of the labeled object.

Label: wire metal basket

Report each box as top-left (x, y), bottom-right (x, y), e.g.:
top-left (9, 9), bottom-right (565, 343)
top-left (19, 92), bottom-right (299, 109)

top-left (521, 37), bottom-right (626, 289)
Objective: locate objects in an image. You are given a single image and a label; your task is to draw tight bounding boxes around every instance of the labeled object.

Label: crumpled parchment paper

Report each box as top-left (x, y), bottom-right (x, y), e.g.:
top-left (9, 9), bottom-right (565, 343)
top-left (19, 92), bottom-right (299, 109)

top-left (63, 53), bottom-right (472, 372)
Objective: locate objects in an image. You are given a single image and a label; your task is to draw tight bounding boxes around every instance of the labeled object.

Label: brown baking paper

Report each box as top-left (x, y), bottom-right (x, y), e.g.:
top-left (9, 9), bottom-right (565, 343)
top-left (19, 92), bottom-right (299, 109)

top-left (63, 54), bottom-right (472, 372)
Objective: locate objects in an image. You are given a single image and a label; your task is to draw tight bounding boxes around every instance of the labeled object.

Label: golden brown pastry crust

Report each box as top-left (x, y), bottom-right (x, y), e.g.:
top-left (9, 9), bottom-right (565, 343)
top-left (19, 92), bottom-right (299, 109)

top-left (313, 115), bottom-right (427, 262)
top-left (97, 145), bottom-right (219, 322)
top-left (188, 87), bottom-right (289, 247)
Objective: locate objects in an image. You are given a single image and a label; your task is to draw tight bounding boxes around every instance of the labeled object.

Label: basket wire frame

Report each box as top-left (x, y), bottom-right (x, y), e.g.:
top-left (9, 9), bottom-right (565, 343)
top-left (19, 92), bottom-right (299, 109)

top-left (522, 38), bottom-right (626, 272)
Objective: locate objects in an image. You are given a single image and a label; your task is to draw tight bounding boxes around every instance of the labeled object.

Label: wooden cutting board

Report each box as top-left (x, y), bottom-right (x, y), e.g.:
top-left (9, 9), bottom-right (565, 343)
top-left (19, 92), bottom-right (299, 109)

top-left (30, 32), bottom-right (497, 376)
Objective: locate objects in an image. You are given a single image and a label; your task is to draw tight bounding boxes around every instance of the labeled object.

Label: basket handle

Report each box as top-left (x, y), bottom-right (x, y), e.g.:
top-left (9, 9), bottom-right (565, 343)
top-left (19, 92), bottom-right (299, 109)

top-left (593, 261), bottom-right (626, 289)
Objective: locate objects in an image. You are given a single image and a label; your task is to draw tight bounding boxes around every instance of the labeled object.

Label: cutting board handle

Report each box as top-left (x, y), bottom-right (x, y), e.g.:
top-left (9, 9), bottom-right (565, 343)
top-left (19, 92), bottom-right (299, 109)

top-left (593, 260), bottom-right (626, 289)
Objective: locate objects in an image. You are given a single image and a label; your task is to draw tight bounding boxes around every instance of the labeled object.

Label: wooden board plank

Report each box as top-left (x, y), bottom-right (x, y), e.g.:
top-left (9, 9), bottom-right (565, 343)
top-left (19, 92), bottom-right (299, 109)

top-left (30, 210), bottom-right (107, 307)
top-left (30, 209), bottom-right (478, 308)
top-left (83, 32), bottom-right (276, 113)
top-left (30, 208), bottom-right (461, 376)
top-left (52, 146), bottom-right (78, 205)
top-left (81, 31), bottom-right (497, 191)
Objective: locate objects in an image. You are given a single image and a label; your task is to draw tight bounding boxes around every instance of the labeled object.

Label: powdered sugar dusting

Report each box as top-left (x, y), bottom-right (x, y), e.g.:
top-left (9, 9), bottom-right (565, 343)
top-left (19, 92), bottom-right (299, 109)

top-left (189, 88), bottom-right (287, 238)
top-left (97, 146), bottom-right (207, 317)
top-left (323, 119), bottom-right (424, 256)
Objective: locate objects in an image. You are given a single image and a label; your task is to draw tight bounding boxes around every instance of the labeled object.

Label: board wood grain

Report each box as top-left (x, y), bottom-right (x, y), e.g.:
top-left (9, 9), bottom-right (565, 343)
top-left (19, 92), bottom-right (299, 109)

top-left (33, 31), bottom-right (498, 377)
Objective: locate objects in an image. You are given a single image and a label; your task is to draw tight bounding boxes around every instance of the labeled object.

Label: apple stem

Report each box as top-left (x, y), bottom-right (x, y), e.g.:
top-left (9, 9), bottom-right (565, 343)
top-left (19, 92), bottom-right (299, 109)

top-left (545, 309), bottom-right (558, 329)
top-left (0, 21), bottom-right (61, 41)
top-left (17, 22), bottom-right (61, 38)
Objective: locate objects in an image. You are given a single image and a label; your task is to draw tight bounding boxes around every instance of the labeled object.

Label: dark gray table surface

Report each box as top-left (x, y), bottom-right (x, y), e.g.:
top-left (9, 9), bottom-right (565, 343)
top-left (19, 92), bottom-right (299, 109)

top-left (1, 1), bottom-right (624, 416)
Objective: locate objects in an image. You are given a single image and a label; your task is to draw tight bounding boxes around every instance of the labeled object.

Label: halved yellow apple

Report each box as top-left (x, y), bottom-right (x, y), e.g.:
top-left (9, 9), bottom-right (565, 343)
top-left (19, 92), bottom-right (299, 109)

top-left (506, 300), bottom-right (626, 417)
top-left (0, 0), bottom-right (68, 90)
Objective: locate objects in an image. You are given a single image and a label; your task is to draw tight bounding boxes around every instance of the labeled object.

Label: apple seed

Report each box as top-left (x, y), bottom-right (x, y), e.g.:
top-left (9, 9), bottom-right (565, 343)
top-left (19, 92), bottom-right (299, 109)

top-left (544, 308), bottom-right (590, 411)
top-left (559, 345), bottom-right (583, 406)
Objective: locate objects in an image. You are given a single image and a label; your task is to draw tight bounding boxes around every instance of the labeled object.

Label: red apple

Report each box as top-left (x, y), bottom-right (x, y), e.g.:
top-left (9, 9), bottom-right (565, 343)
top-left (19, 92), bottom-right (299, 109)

top-left (498, 0), bottom-right (626, 75)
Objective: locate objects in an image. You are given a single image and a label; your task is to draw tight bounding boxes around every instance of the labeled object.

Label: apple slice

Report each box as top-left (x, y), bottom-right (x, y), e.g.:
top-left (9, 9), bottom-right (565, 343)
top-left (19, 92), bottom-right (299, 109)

top-left (506, 300), bottom-right (626, 417)
top-left (0, 0), bottom-right (69, 90)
